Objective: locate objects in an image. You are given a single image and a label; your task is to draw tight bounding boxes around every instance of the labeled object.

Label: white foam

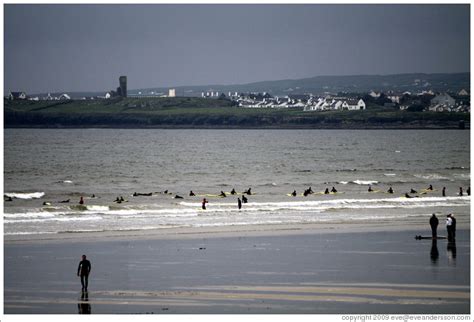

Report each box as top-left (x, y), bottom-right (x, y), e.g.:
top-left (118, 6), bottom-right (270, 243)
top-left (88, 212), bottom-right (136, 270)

top-left (4, 192), bottom-right (45, 199)
top-left (352, 180), bottom-right (378, 185)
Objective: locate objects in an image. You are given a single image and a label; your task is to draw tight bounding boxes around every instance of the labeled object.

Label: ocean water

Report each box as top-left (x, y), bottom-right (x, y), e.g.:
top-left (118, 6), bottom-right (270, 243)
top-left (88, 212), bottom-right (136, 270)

top-left (3, 129), bottom-right (470, 236)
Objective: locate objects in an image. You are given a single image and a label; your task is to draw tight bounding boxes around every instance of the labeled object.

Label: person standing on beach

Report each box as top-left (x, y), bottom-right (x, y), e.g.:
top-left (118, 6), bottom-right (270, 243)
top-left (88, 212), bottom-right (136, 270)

top-left (429, 214), bottom-right (438, 239)
top-left (77, 255), bottom-right (91, 292)
top-left (237, 197), bottom-right (242, 210)
top-left (446, 215), bottom-right (453, 242)
top-left (450, 214), bottom-right (456, 241)
top-left (202, 198), bottom-right (208, 210)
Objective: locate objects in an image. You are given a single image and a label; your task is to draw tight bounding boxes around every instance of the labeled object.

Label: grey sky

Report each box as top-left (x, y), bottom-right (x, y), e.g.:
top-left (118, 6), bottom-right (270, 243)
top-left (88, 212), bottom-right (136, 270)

top-left (4, 4), bottom-right (470, 93)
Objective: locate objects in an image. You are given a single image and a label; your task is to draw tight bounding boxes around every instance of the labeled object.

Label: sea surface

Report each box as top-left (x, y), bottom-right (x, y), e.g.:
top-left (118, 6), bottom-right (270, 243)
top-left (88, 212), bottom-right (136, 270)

top-left (3, 129), bottom-right (470, 237)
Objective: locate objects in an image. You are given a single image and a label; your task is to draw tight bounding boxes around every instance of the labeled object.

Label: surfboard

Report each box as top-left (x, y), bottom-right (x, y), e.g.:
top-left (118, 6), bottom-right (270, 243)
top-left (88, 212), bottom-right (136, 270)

top-left (415, 235), bottom-right (447, 240)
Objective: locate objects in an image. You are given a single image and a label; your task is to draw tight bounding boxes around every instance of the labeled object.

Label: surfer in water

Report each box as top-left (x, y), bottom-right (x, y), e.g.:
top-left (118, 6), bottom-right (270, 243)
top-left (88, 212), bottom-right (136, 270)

top-left (174, 195), bottom-right (183, 199)
top-left (324, 188), bottom-right (330, 194)
top-left (230, 188), bottom-right (237, 195)
top-left (79, 196), bottom-right (84, 205)
top-left (202, 198), bottom-right (208, 210)
top-left (237, 197), bottom-right (242, 210)
top-left (467, 187), bottom-right (470, 196)
top-left (244, 188), bottom-right (252, 195)
top-left (368, 186), bottom-right (373, 192)
top-left (219, 191), bottom-right (227, 198)
top-left (410, 188), bottom-right (417, 194)
top-left (242, 195), bottom-right (248, 203)
top-left (387, 187), bottom-right (394, 194)
top-left (189, 191), bottom-right (196, 196)
top-left (331, 187), bottom-right (337, 193)
top-left (427, 185), bottom-right (433, 191)
top-left (442, 187), bottom-right (446, 197)
top-left (459, 187), bottom-right (463, 196)
top-left (291, 190), bottom-right (297, 197)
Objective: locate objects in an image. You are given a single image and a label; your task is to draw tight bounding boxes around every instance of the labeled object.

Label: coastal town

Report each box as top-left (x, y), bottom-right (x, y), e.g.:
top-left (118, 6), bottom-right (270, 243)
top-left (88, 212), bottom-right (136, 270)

top-left (7, 87), bottom-right (471, 114)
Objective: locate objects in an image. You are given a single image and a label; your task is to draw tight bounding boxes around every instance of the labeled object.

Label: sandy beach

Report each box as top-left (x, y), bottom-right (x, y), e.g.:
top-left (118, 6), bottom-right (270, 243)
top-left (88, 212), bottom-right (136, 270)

top-left (4, 223), bottom-right (470, 314)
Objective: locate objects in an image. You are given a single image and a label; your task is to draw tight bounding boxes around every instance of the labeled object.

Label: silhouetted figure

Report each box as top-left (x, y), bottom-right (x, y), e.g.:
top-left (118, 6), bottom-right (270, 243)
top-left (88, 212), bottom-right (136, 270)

top-left (303, 189), bottom-right (310, 197)
top-left (60, 199), bottom-right (70, 203)
top-left (202, 198), bottom-right (208, 210)
top-left (237, 198), bottom-right (242, 210)
top-left (459, 187), bottom-right (463, 196)
top-left (242, 195), bottom-right (248, 203)
top-left (78, 292), bottom-right (91, 314)
top-left (244, 188), bottom-right (252, 195)
top-left (230, 188), bottom-right (237, 195)
top-left (174, 195), bottom-right (183, 199)
top-left (387, 187), bottom-right (394, 194)
top-left (410, 188), bottom-right (417, 194)
top-left (427, 185), bottom-right (433, 191)
top-left (368, 186), bottom-right (373, 192)
top-left (189, 191), bottom-right (196, 196)
top-left (430, 239), bottom-right (439, 264)
top-left (115, 197), bottom-right (121, 203)
top-left (308, 187), bottom-right (313, 194)
top-left (291, 190), bottom-right (297, 197)
top-left (429, 214), bottom-right (438, 239)
top-left (446, 215), bottom-right (454, 242)
top-left (91, 194), bottom-right (96, 198)
top-left (79, 196), bottom-right (84, 205)
top-left (467, 187), bottom-right (470, 196)
top-left (324, 188), bottom-right (330, 194)
top-left (450, 214), bottom-right (456, 241)
top-left (5, 196), bottom-right (12, 202)
top-left (442, 187), bottom-right (446, 197)
top-left (331, 187), bottom-right (337, 193)
top-left (404, 193), bottom-right (413, 198)
top-left (219, 191), bottom-right (226, 198)
top-left (120, 196), bottom-right (125, 202)
top-left (163, 190), bottom-right (168, 194)
top-left (133, 192), bottom-right (152, 197)
top-left (77, 255), bottom-right (91, 292)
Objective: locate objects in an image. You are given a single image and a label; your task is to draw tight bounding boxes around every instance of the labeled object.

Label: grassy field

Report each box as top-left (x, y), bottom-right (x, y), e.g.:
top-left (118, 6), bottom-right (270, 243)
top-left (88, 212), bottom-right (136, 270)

top-left (4, 97), bottom-right (470, 129)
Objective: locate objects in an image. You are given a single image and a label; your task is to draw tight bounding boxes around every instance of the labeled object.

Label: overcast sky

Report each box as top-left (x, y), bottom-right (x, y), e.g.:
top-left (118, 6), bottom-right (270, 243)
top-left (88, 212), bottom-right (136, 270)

top-left (4, 4), bottom-right (470, 93)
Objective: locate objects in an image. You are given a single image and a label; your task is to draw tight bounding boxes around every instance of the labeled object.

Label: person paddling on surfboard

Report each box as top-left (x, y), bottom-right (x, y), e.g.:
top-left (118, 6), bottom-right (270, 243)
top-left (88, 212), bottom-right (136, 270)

top-left (244, 188), bottom-right (252, 195)
top-left (427, 184), bottom-right (433, 191)
top-left (219, 191), bottom-right (226, 198)
top-left (230, 188), bottom-right (237, 195)
top-left (189, 191), bottom-right (196, 196)
top-left (331, 187), bottom-right (337, 193)
top-left (410, 188), bottom-right (417, 194)
top-left (291, 190), bottom-right (297, 197)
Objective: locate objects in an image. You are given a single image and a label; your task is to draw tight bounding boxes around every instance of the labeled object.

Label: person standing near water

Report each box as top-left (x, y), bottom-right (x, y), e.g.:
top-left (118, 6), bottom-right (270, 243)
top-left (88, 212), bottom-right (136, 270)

top-left (459, 187), bottom-right (463, 196)
top-left (77, 255), bottom-right (91, 292)
top-left (442, 187), bottom-right (446, 197)
top-left (79, 196), bottom-right (84, 205)
top-left (202, 198), bottom-right (208, 210)
top-left (446, 215), bottom-right (453, 242)
top-left (237, 197), bottom-right (242, 210)
top-left (450, 214), bottom-right (456, 241)
top-left (429, 214), bottom-right (438, 239)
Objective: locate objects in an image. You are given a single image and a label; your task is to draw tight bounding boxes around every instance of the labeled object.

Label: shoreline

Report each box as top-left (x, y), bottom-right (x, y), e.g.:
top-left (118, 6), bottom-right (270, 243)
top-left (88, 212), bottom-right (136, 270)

top-left (5, 221), bottom-right (469, 245)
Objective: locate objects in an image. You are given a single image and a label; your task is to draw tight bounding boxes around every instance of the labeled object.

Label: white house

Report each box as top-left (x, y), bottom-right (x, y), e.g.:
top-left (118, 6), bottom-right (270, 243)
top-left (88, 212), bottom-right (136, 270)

top-left (342, 99), bottom-right (366, 110)
top-left (59, 94), bottom-right (71, 100)
top-left (431, 93), bottom-right (455, 107)
top-left (8, 92), bottom-right (27, 100)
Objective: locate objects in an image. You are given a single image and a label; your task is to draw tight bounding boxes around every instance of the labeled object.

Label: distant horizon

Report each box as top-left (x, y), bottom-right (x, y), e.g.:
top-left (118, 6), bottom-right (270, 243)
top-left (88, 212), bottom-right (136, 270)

top-left (13, 71), bottom-right (469, 95)
top-left (5, 4), bottom-right (470, 94)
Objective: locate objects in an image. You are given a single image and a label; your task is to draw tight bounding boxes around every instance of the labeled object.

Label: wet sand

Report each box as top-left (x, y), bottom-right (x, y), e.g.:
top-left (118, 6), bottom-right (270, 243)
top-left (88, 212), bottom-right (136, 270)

top-left (4, 227), bottom-right (470, 314)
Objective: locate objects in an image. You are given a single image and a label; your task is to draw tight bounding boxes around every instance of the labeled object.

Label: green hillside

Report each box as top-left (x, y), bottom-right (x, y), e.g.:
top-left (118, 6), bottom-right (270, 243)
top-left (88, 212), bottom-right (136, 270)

top-left (4, 97), bottom-right (469, 129)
